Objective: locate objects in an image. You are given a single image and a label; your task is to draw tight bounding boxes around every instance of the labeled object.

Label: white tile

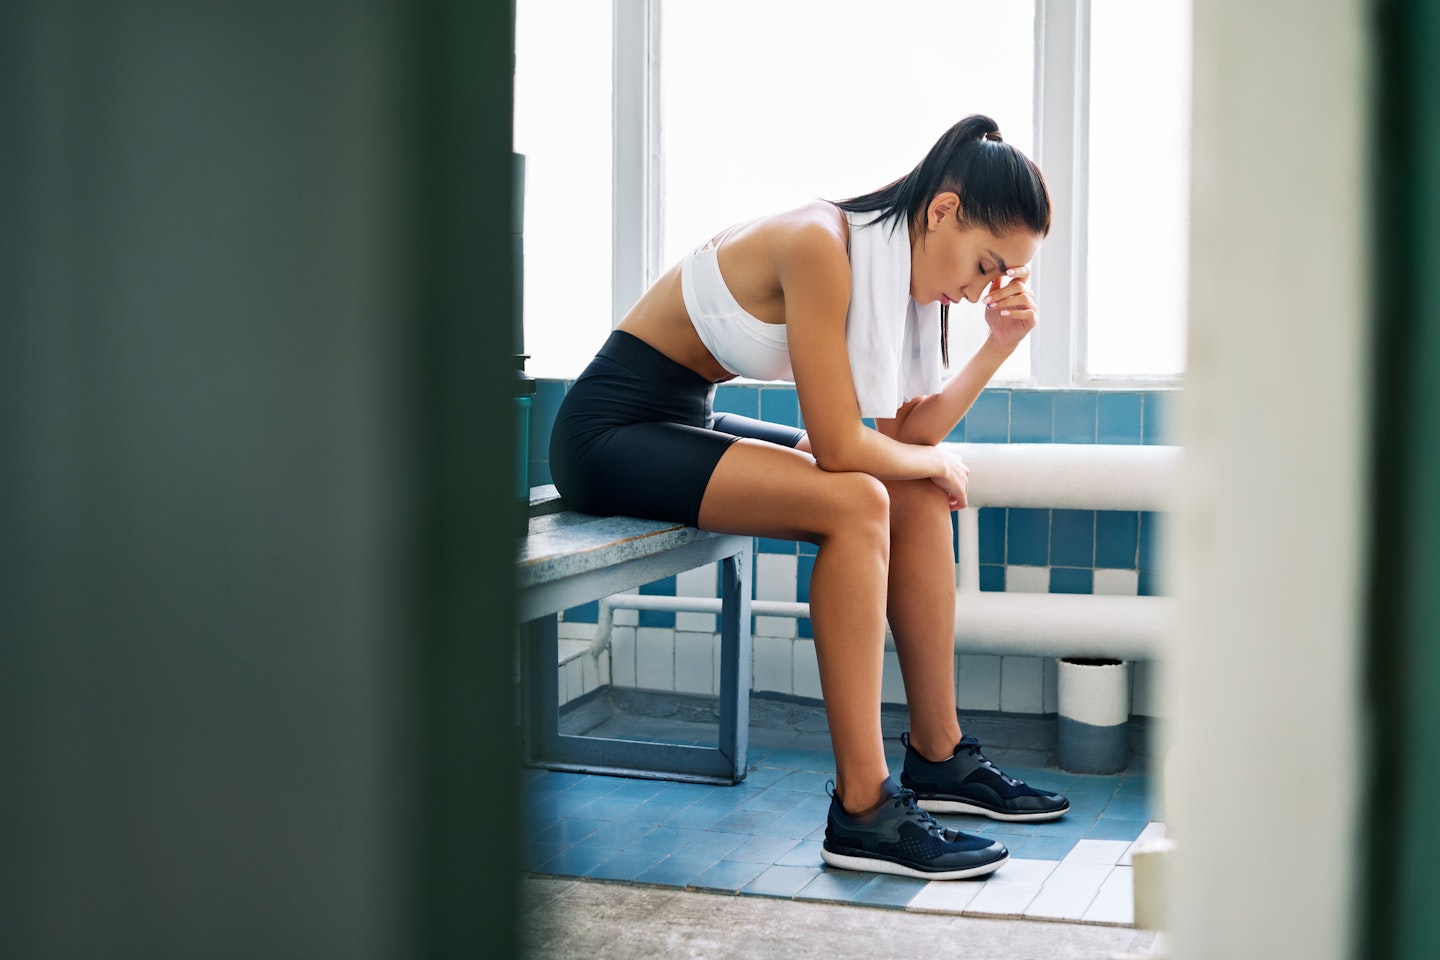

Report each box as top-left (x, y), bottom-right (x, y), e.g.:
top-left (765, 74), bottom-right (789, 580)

top-left (1000, 656), bottom-right (1044, 713)
top-left (1042, 657), bottom-right (1059, 713)
top-left (964, 882), bottom-right (1041, 918)
top-left (1093, 568), bottom-right (1140, 596)
top-left (1005, 564), bottom-right (1050, 593)
top-left (1064, 839), bottom-right (1134, 866)
top-left (792, 639), bottom-right (822, 700)
top-left (907, 879), bottom-right (984, 914)
top-left (1081, 887), bottom-right (1134, 925)
top-left (1042, 860), bottom-right (1114, 890)
top-left (752, 635), bottom-right (793, 694)
top-left (881, 649), bottom-right (908, 705)
top-left (556, 667), bottom-right (569, 707)
top-left (1098, 865), bottom-right (1134, 898)
top-left (557, 638), bottom-right (589, 666)
top-left (987, 858), bottom-right (1058, 888)
top-left (674, 631), bottom-right (714, 695)
top-left (956, 653), bottom-right (1001, 711)
top-left (564, 657), bottom-right (583, 703)
top-left (597, 649), bottom-right (611, 688)
top-left (635, 627), bottom-right (675, 691)
top-left (755, 554), bottom-right (798, 637)
top-left (1121, 822), bottom-right (1170, 866)
top-left (580, 650), bottom-right (600, 695)
top-left (1022, 884), bottom-right (1098, 921)
top-left (613, 607), bottom-right (639, 627)
top-left (675, 563), bottom-right (718, 633)
top-left (610, 626), bottom-right (636, 687)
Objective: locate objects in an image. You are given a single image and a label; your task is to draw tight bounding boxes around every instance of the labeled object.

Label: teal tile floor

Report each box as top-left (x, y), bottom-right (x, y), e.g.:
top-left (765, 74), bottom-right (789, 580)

top-left (524, 699), bottom-right (1163, 924)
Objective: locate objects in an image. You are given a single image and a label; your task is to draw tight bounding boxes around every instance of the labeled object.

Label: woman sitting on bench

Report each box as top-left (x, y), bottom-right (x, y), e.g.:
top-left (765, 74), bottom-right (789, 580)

top-left (551, 115), bottom-right (1068, 881)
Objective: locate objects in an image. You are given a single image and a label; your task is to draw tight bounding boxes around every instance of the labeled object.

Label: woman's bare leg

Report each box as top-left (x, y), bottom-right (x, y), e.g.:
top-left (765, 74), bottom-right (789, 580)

top-left (883, 477), bottom-right (965, 762)
top-left (697, 439), bottom-right (892, 814)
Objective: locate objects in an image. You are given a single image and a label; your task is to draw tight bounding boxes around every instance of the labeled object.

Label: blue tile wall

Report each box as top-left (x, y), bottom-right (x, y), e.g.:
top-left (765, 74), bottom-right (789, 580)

top-left (537, 381), bottom-right (1179, 633)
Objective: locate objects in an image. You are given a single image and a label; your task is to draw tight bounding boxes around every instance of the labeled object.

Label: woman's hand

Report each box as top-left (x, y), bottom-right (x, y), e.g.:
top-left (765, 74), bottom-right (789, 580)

top-left (932, 447), bottom-right (972, 510)
top-left (982, 265), bottom-right (1038, 349)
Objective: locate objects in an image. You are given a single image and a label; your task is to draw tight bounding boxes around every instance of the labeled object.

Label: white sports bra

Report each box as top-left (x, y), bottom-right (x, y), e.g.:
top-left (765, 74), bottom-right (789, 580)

top-left (680, 235), bottom-right (793, 382)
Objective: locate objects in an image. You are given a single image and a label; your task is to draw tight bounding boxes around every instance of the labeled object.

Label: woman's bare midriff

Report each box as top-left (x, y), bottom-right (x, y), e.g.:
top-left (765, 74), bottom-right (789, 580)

top-left (615, 201), bottom-right (847, 383)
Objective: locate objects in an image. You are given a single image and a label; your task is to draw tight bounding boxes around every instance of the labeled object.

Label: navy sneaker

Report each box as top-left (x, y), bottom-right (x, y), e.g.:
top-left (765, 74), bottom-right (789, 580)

top-left (820, 776), bottom-right (1009, 880)
top-left (900, 732), bottom-right (1071, 822)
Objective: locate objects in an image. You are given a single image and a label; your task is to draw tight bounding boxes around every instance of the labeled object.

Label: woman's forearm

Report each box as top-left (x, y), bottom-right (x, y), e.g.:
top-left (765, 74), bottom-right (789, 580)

top-left (890, 336), bottom-right (1016, 446)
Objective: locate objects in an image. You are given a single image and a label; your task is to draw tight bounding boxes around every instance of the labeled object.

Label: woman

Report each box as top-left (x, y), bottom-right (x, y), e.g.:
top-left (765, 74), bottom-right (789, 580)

top-left (551, 115), bottom-right (1069, 880)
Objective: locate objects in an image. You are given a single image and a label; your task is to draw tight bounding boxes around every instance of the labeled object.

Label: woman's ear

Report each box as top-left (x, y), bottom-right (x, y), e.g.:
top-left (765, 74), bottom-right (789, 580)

top-left (926, 191), bottom-right (962, 231)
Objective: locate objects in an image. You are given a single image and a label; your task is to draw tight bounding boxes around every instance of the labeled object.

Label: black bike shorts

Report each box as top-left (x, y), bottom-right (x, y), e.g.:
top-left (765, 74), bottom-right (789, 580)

top-left (549, 330), bottom-right (805, 527)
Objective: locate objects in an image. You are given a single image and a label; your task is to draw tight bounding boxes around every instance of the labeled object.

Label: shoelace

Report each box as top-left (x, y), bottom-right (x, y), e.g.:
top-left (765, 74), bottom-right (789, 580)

top-left (889, 787), bottom-right (948, 839)
top-left (958, 737), bottom-right (1023, 787)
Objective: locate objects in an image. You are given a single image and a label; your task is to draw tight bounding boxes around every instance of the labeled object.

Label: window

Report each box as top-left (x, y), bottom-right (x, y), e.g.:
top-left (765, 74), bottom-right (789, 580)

top-left (514, 0), bottom-right (1192, 385)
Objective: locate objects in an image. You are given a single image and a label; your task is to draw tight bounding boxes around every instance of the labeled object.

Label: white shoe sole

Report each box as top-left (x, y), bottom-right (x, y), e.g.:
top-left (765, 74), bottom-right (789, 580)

top-left (820, 847), bottom-right (1009, 881)
top-left (916, 798), bottom-right (1070, 822)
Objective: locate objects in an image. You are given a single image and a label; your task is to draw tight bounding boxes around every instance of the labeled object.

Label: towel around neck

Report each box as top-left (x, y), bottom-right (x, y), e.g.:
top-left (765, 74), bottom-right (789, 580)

top-left (843, 211), bottom-right (944, 419)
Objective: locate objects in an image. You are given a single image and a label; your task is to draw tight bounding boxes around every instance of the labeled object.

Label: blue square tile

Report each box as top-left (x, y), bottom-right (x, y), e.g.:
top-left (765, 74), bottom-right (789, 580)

top-left (536, 837), bottom-right (619, 877)
top-left (1049, 567), bottom-right (1093, 594)
top-left (560, 776), bottom-right (624, 801)
top-left (529, 457), bottom-right (552, 486)
top-left (771, 770), bottom-right (832, 794)
top-left (1138, 569), bottom-right (1159, 596)
top-left (741, 864), bottom-right (824, 897)
top-left (795, 869), bottom-right (873, 902)
top-left (1010, 391), bottom-right (1054, 442)
top-left (726, 835), bottom-right (803, 864)
top-left (978, 507), bottom-right (1006, 564)
top-left (1143, 391), bottom-right (1175, 445)
top-left (588, 844), bottom-right (672, 881)
top-left (713, 807), bottom-right (786, 834)
top-left (1029, 816), bottom-right (1094, 838)
top-left (798, 617), bottom-right (814, 639)
top-left (535, 817), bottom-right (605, 848)
top-left (677, 830), bottom-right (749, 861)
top-left (798, 540), bottom-right (818, 556)
top-left (759, 537), bottom-right (796, 555)
top-left (1010, 835), bottom-right (1080, 860)
top-left (1139, 511), bottom-right (1163, 571)
top-left (946, 416), bottom-right (967, 442)
top-left (663, 803), bottom-right (737, 831)
top-left (1050, 509), bottom-right (1095, 567)
top-left (1054, 392), bottom-right (1098, 443)
top-left (636, 848), bottom-right (725, 887)
top-left (979, 563), bottom-right (1005, 592)
top-left (760, 387), bottom-right (802, 427)
top-left (1096, 511), bottom-right (1140, 569)
top-left (1098, 393), bottom-right (1143, 445)
top-left (1006, 508), bottom-right (1049, 566)
top-left (563, 601), bottom-right (598, 624)
top-left (691, 859), bottom-right (768, 893)
top-left (714, 383), bottom-right (760, 419)
top-left (748, 810), bottom-right (819, 840)
top-left (851, 874), bottom-right (929, 908)
top-left (1101, 794), bottom-right (1152, 821)
top-left (965, 390), bottom-right (1011, 442)
top-left (774, 838), bottom-right (825, 867)
top-left (746, 788), bottom-right (810, 814)
top-left (1086, 818), bottom-right (1149, 841)
top-left (638, 575), bottom-right (677, 628)
top-left (797, 554), bottom-right (815, 603)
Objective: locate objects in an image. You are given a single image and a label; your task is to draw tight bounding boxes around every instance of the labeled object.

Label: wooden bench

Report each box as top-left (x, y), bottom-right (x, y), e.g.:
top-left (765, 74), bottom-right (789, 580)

top-left (516, 485), bottom-right (753, 784)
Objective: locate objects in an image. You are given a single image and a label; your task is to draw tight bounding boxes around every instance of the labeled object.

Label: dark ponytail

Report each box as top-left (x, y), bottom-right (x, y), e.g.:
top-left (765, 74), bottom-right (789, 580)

top-left (835, 115), bottom-right (1051, 238)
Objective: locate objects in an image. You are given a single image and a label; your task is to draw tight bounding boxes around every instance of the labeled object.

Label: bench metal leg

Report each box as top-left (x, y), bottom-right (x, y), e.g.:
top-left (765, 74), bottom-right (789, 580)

top-left (520, 542), bottom-right (753, 785)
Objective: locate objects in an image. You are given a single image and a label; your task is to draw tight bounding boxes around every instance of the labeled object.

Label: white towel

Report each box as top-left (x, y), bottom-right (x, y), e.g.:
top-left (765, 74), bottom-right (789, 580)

top-left (844, 211), bottom-right (943, 419)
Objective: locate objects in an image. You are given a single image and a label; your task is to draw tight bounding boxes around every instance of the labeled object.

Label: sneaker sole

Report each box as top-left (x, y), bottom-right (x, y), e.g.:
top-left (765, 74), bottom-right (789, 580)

top-left (915, 798), bottom-right (1070, 822)
top-left (820, 846), bottom-right (1009, 881)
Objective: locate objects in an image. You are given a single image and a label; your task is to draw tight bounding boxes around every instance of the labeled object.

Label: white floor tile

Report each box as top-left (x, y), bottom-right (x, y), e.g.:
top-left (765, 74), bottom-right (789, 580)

top-left (1121, 822), bottom-right (1169, 866)
top-left (1064, 838), bottom-right (1133, 865)
top-left (907, 879), bottom-right (985, 914)
top-left (1042, 861), bottom-right (1114, 890)
top-left (1023, 884), bottom-right (1099, 921)
top-left (987, 858), bottom-right (1058, 887)
top-left (1082, 887), bottom-right (1134, 925)
top-left (964, 881), bottom-right (1042, 918)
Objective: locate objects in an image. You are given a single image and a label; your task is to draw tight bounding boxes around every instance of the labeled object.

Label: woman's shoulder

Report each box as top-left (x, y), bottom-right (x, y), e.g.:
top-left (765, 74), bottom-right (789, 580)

top-left (757, 201), bottom-right (850, 279)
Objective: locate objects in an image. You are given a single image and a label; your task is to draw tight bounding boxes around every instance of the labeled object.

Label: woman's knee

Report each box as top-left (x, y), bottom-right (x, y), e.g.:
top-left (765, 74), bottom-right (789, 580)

top-left (817, 472), bottom-right (891, 542)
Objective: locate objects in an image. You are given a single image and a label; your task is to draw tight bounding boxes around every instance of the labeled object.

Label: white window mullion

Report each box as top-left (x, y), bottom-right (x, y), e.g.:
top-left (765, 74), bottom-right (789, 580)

top-left (1033, 0), bottom-right (1091, 387)
top-left (612, 0), bottom-right (662, 327)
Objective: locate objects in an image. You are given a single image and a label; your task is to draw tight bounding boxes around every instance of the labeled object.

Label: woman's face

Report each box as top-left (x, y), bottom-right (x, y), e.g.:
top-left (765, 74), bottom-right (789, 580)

top-left (909, 193), bottom-right (1042, 307)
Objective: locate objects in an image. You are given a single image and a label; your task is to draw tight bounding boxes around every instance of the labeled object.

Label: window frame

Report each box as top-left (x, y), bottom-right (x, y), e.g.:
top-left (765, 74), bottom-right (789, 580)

top-left (611, 0), bottom-right (1184, 388)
